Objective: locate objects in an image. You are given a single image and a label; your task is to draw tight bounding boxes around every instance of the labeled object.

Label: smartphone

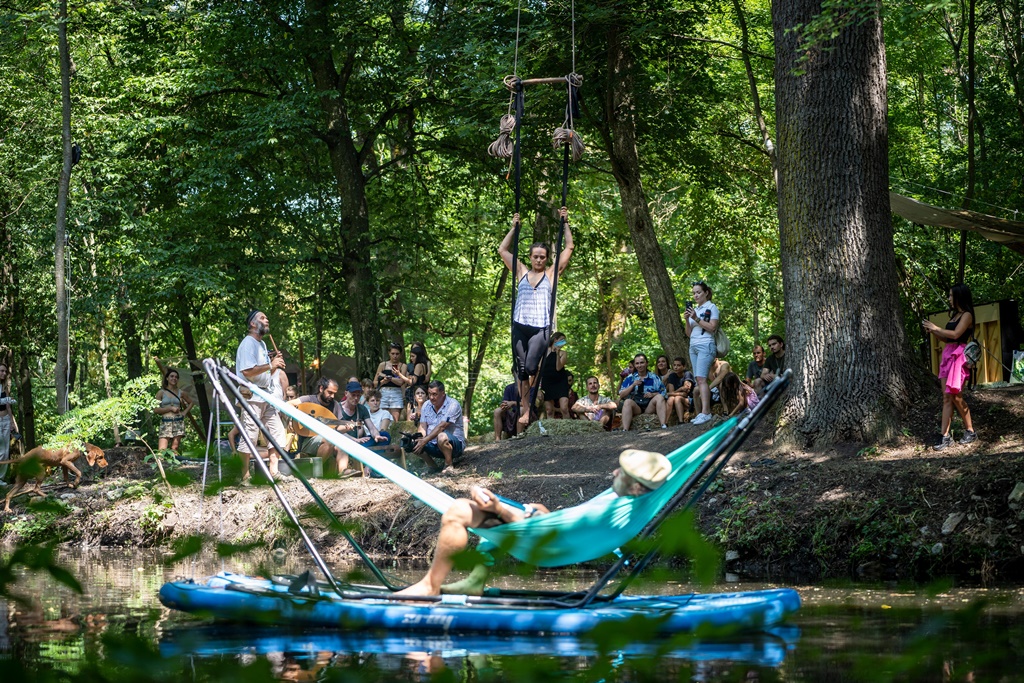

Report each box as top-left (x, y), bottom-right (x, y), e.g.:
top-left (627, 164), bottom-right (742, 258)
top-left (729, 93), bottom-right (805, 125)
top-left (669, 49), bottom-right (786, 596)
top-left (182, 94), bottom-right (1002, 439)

top-left (685, 300), bottom-right (693, 310)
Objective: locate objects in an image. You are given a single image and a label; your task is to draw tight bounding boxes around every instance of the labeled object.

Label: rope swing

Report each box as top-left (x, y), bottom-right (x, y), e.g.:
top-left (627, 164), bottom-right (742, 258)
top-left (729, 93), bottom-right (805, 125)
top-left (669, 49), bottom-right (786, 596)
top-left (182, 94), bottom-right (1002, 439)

top-left (489, 0), bottom-right (584, 353)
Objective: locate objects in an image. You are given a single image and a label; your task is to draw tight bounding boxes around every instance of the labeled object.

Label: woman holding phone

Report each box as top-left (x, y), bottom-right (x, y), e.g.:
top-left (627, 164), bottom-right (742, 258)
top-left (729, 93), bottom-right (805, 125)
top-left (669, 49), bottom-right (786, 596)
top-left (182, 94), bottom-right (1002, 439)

top-left (684, 281), bottom-right (719, 426)
top-left (922, 283), bottom-right (977, 450)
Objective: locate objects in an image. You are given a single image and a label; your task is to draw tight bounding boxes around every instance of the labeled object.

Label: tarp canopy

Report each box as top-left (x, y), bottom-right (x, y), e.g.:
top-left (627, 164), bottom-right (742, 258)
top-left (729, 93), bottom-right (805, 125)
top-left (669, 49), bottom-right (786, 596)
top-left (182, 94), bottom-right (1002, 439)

top-left (891, 192), bottom-right (1024, 256)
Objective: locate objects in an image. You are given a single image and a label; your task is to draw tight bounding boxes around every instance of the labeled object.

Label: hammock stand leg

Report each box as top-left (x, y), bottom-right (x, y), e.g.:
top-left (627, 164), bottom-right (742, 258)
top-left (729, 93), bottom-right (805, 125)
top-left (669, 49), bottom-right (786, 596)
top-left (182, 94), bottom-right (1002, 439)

top-left (204, 360), bottom-right (407, 593)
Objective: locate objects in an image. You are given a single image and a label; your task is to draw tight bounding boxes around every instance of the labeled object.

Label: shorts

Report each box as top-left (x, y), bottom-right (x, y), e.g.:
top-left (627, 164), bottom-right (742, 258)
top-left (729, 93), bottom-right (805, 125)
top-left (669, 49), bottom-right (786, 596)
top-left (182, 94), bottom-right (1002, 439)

top-left (689, 343), bottom-right (716, 379)
top-left (379, 386), bottom-right (404, 410)
top-left (158, 416), bottom-right (185, 439)
top-left (629, 395), bottom-right (652, 411)
top-left (424, 436), bottom-right (465, 461)
top-left (938, 343), bottom-right (969, 395)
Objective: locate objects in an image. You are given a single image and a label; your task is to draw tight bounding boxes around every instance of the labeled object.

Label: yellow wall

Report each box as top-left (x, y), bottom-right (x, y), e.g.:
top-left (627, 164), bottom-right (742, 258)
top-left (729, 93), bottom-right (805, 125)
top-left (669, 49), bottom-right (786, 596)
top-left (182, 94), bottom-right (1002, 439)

top-left (928, 302), bottom-right (1002, 385)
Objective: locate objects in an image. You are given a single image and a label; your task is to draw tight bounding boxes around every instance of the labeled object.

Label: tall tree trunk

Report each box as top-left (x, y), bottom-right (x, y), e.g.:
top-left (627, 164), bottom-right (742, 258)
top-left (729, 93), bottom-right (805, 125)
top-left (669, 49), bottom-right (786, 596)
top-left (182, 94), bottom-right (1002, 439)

top-left (54, 0), bottom-right (73, 414)
top-left (177, 291), bottom-right (211, 438)
top-left (772, 0), bottom-right (917, 447)
top-left (304, 0), bottom-right (385, 378)
top-left (18, 353), bottom-right (35, 450)
top-left (598, 25), bottom-right (688, 361)
top-left (958, 0), bottom-right (977, 283)
top-left (121, 295), bottom-right (143, 379)
top-left (995, 0), bottom-right (1024, 135)
top-left (464, 269), bottom-right (508, 422)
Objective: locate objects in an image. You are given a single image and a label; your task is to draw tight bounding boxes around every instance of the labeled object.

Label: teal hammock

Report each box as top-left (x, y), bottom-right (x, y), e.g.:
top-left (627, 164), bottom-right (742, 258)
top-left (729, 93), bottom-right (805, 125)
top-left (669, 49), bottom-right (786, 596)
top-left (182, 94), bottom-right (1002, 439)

top-left (248, 382), bottom-right (735, 568)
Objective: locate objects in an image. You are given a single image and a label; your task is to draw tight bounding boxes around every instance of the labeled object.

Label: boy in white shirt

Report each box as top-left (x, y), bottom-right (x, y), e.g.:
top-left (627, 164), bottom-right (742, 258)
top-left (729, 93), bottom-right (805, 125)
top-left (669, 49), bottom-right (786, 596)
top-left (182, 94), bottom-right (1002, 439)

top-left (365, 391), bottom-right (392, 443)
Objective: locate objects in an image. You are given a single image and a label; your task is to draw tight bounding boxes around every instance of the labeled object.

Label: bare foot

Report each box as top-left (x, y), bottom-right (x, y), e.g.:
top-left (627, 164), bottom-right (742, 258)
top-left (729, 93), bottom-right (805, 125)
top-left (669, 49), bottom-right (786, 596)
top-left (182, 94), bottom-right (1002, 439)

top-left (394, 578), bottom-right (439, 598)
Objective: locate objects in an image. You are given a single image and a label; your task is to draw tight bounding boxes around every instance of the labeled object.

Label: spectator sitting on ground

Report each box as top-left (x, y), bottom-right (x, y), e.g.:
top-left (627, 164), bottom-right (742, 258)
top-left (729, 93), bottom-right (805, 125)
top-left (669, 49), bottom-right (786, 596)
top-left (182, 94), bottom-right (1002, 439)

top-left (572, 376), bottom-right (617, 429)
top-left (721, 372), bottom-right (759, 417)
top-left (655, 355), bottom-right (671, 384)
top-left (665, 357), bottom-right (696, 424)
top-left (291, 379), bottom-right (386, 477)
top-left (745, 345), bottom-right (767, 393)
top-left (285, 386), bottom-right (299, 401)
top-left (493, 382), bottom-right (537, 440)
top-left (365, 390), bottom-right (392, 444)
top-left (760, 335), bottom-right (786, 390)
top-left (564, 372), bottom-right (579, 419)
top-left (618, 353), bottom-right (669, 430)
top-left (406, 385), bottom-right (428, 423)
top-left (411, 380), bottom-right (466, 472)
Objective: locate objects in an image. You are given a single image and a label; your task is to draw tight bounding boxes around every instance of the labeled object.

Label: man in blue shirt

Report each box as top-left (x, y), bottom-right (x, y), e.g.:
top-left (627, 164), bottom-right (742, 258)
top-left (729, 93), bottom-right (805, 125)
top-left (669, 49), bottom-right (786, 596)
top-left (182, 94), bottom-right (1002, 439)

top-left (617, 353), bottom-right (668, 431)
top-left (413, 380), bottom-right (466, 471)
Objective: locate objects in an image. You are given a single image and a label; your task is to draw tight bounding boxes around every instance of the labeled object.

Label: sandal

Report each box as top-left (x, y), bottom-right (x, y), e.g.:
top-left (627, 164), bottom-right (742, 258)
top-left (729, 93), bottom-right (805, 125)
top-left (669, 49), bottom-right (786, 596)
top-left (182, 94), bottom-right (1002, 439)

top-left (339, 468), bottom-right (362, 479)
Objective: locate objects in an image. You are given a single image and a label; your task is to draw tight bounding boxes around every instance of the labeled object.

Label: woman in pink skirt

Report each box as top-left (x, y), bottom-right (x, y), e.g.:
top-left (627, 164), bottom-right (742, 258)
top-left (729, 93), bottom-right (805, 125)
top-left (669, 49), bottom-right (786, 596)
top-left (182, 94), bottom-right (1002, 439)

top-left (922, 283), bottom-right (976, 450)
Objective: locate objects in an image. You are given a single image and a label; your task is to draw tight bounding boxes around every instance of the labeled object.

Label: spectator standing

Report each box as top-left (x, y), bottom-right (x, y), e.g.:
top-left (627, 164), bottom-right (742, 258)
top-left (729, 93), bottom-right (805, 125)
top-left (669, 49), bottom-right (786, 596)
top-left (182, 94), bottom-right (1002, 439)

top-left (412, 380), bottom-right (466, 471)
top-left (922, 284), bottom-right (977, 450)
top-left (618, 353), bottom-right (669, 430)
top-left (375, 343), bottom-right (412, 422)
top-left (664, 357), bottom-right (695, 424)
top-left (684, 281), bottom-right (720, 425)
top-left (235, 310), bottom-right (288, 482)
top-left (155, 368), bottom-right (193, 453)
top-left (405, 343), bottom-right (432, 412)
top-left (572, 376), bottom-right (617, 429)
top-left (539, 332), bottom-right (571, 420)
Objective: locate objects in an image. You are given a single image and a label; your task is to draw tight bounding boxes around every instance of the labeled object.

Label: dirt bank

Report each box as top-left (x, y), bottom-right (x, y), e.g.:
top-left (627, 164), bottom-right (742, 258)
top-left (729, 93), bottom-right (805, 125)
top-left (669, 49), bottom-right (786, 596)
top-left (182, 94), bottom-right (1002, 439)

top-left (2, 384), bottom-right (1022, 583)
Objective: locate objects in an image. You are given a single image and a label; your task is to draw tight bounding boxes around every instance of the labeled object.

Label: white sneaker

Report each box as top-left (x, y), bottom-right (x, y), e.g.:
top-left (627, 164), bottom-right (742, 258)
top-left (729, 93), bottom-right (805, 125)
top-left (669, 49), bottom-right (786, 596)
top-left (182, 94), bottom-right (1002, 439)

top-left (691, 413), bottom-right (712, 425)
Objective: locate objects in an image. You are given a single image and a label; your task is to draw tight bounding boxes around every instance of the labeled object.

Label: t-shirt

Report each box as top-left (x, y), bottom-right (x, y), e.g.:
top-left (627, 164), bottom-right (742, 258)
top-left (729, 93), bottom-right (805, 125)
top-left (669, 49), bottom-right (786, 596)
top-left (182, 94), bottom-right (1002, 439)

top-left (368, 408), bottom-right (391, 430)
top-left (688, 301), bottom-right (720, 348)
top-left (575, 395), bottom-right (612, 421)
top-left (420, 395), bottom-right (465, 446)
top-left (236, 335), bottom-right (273, 402)
top-left (765, 353), bottom-right (787, 377)
top-left (665, 371), bottom-right (695, 393)
top-left (745, 361), bottom-right (765, 381)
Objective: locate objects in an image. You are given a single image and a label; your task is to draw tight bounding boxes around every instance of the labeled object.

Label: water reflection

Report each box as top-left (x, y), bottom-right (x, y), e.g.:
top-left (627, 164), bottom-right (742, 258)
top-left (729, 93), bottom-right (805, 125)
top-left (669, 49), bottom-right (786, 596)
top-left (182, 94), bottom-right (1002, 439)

top-left (3, 548), bottom-right (1024, 681)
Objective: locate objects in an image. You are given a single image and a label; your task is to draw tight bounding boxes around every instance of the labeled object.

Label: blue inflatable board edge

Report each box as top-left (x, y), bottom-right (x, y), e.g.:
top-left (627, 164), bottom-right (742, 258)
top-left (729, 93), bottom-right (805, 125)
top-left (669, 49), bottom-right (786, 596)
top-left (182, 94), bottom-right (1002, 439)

top-left (159, 572), bottom-right (801, 637)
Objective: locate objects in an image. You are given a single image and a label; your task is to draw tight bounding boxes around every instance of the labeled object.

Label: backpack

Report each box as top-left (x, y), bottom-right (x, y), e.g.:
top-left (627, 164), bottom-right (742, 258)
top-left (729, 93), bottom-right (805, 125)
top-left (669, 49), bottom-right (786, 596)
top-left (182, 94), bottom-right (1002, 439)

top-left (963, 340), bottom-right (981, 368)
top-left (713, 326), bottom-right (730, 358)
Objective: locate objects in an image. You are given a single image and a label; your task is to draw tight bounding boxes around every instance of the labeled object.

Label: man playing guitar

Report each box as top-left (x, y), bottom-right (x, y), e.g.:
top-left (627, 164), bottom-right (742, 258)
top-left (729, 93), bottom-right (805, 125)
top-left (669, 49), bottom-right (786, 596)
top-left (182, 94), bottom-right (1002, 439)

top-left (290, 378), bottom-right (386, 478)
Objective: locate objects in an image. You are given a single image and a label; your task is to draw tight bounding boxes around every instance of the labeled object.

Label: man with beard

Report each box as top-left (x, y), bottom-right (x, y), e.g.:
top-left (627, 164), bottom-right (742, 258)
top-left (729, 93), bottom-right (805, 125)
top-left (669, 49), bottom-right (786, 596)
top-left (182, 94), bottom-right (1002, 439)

top-left (289, 377), bottom-right (353, 466)
top-left (235, 310), bottom-right (288, 482)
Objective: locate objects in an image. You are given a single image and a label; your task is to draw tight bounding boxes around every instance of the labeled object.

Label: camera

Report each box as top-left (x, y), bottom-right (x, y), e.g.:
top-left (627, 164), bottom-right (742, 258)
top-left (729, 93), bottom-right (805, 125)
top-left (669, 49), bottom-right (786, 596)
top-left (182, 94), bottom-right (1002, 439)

top-left (400, 432), bottom-right (419, 451)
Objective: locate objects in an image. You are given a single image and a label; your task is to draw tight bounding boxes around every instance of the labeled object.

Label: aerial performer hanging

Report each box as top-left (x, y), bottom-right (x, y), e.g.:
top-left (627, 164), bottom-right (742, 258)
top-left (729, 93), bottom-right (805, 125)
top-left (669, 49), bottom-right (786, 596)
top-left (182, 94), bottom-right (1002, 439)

top-left (491, 0), bottom-right (585, 430)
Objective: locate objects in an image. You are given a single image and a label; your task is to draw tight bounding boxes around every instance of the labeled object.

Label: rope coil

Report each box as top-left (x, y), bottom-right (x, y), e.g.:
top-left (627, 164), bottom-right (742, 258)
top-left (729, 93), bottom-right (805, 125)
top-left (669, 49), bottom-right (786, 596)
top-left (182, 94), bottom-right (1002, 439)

top-left (488, 113), bottom-right (517, 160)
top-left (551, 127), bottom-right (584, 163)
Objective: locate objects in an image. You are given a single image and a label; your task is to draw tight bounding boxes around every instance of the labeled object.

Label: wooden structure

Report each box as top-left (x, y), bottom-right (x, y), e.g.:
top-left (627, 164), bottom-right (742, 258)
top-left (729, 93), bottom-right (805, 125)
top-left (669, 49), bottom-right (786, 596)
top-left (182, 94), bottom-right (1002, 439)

top-left (927, 300), bottom-right (1024, 385)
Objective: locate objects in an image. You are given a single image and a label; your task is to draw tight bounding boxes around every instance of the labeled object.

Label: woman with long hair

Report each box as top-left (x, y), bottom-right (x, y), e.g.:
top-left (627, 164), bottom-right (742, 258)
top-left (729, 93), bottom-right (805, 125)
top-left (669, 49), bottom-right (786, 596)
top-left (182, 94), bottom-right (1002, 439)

top-left (406, 385), bottom-right (429, 424)
top-left (684, 281), bottom-right (720, 425)
top-left (655, 355), bottom-right (671, 384)
top-left (155, 368), bottom-right (193, 453)
top-left (405, 342), bottom-right (432, 414)
top-left (923, 283), bottom-right (977, 450)
top-left (498, 207), bottom-right (575, 428)
top-left (375, 343), bottom-right (412, 422)
top-left (720, 372), bottom-right (759, 417)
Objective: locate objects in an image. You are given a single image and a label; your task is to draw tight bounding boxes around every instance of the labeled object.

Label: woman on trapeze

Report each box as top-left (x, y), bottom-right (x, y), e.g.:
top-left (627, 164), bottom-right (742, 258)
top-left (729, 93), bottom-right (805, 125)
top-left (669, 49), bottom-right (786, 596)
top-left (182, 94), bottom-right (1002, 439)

top-left (498, 207), bottom-right (574, 430)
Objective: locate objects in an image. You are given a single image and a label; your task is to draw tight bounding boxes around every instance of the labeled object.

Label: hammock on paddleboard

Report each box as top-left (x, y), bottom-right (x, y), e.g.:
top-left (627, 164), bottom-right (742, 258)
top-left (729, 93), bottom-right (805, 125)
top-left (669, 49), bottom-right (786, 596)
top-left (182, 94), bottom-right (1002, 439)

top-left (244, 376), bottom-right (737, 567)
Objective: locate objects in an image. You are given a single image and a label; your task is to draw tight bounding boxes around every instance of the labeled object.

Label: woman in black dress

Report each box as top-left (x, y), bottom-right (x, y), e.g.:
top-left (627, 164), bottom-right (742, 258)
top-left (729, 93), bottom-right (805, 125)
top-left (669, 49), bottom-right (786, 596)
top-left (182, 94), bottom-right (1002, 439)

top-left (539, 332), bottom-right (571, 419)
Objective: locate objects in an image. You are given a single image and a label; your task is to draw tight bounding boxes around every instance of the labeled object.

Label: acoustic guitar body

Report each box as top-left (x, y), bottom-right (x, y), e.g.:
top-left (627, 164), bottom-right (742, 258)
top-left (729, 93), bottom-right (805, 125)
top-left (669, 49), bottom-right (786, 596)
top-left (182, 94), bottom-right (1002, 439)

top-left (290, 402), bottom-right (357, 438)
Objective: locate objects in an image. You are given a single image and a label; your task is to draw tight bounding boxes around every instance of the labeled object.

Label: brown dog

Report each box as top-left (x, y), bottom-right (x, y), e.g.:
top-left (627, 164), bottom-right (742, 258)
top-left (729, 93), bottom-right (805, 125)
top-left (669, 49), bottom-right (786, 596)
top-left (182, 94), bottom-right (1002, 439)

top-left (1, 443), bottom-right (108, 512)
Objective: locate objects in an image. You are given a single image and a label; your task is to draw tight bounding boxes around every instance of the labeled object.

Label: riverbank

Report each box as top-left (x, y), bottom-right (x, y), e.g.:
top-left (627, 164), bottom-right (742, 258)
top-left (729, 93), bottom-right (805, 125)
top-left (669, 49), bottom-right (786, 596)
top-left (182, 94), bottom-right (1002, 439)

top-left (2, 384), bottom-right (1022, 583)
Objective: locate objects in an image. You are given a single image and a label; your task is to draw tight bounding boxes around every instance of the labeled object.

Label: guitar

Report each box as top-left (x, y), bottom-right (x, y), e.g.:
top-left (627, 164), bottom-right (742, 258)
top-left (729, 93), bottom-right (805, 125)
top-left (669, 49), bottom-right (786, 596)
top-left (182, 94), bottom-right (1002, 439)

top-left (289, 402), bottom-right (362, 438)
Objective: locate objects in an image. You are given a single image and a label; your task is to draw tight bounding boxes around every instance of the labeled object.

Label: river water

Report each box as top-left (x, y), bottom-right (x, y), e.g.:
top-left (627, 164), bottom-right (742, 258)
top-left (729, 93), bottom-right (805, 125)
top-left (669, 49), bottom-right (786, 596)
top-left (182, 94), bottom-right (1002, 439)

top-left (1, 548), bottom-right (1022, 681)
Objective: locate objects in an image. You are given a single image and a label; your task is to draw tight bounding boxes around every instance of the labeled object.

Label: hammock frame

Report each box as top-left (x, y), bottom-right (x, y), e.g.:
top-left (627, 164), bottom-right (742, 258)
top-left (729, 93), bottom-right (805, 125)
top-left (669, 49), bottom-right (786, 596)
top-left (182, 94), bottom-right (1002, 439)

top-left (203, 357), bottom-right (791, 609)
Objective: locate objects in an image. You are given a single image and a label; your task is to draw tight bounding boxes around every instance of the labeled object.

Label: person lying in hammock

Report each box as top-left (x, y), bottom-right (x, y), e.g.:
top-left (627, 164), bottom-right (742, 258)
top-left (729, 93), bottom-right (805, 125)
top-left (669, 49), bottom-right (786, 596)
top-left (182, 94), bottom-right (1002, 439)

top-left (395, 448), bottom-right (671, 597)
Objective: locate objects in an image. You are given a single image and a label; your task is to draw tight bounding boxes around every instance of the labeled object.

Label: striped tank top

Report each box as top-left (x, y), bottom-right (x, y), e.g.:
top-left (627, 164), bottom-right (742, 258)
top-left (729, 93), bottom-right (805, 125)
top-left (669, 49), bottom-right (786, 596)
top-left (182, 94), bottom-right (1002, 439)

top-left (514, 272), bottom-right (551, 328)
